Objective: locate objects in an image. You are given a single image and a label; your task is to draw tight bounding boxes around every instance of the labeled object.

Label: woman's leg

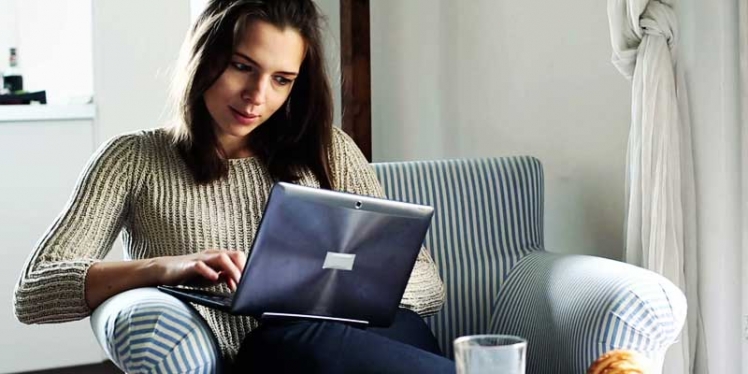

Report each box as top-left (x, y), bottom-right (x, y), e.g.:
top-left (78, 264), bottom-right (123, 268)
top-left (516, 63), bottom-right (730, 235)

top-left (367, 308), bottom-right (443, 355)
top-left (233, 309), bottom-right (454, 374)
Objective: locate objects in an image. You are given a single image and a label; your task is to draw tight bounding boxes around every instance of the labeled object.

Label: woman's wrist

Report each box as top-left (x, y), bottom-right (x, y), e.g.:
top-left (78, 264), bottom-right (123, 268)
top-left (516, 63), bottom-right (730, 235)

top-left (86, 259), bottom-right (162, 310)
top-left (144, 257), bottom-right (164, 286)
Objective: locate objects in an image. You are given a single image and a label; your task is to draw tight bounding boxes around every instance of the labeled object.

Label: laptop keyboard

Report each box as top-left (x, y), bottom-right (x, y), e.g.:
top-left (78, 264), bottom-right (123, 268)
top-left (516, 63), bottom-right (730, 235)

top-left (200, 292), bottom-right (232, 305)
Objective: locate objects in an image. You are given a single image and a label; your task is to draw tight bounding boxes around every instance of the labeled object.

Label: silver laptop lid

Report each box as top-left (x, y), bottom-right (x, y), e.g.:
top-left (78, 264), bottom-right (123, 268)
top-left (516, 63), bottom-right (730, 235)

top-left (231, 182), bottom-right (434, 327)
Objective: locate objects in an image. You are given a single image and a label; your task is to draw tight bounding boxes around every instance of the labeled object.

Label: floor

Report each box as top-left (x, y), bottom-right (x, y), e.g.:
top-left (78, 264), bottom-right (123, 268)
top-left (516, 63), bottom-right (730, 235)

top-left (20, 362), bottom-right (121, 374)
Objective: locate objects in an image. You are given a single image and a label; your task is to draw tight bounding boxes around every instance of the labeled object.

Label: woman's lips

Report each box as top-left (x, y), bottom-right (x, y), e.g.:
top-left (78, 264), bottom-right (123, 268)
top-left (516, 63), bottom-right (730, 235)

top-left (230, 107), bottom-right (260, 125)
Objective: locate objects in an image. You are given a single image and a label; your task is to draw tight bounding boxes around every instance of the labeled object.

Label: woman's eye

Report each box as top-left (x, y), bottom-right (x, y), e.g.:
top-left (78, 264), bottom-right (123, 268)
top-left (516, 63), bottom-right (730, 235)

top-left (231, 62), bottom-right (253, 72)
top-left (274, 76), bottom-right (292, 86)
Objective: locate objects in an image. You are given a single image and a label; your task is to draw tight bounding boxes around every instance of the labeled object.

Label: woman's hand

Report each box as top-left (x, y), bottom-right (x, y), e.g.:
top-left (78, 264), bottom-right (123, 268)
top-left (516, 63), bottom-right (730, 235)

top-left (84, 250), bottom-right (247, 310)
top-left (154, 249), bottom-right (247, 291)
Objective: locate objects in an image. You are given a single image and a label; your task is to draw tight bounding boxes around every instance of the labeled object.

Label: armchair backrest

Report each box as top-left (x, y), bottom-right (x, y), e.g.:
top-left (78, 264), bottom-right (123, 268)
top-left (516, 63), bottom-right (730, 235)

top-left (372, 156), bottom-right (545, 356)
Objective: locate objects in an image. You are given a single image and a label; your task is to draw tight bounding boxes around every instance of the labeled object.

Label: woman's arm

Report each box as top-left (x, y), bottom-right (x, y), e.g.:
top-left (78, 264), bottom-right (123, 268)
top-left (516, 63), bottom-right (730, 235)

top-left (84, 249), bottom-right (246, 310)
top-left (14, 134), bottom-right (141, 324)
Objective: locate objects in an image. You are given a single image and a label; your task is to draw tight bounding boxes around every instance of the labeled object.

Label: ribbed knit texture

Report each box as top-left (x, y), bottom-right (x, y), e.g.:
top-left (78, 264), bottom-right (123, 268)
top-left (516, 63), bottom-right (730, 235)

top-left (13, 127), bottom-right (445, 359)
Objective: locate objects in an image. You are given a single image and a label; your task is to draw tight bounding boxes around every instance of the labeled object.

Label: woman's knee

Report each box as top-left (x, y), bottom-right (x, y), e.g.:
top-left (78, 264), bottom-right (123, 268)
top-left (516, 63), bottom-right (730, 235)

top-left (368, 309), bottom-right (443, 355)
top-left (91, 288), bottom-right (221, 373)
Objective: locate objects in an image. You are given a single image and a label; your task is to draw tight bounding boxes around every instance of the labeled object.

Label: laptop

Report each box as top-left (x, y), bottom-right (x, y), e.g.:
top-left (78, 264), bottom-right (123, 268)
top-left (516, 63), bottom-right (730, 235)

top-left (158, 182), bottom-right (434, 327)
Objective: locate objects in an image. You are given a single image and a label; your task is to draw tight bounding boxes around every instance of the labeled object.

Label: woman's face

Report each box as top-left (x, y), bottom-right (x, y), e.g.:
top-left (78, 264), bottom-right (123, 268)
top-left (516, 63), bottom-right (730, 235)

top-left (204, 19), bottom-right (306, 154)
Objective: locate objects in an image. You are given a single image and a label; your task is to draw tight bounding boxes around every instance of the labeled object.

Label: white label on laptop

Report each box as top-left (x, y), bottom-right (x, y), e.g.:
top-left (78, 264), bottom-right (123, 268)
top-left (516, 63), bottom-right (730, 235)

top-left (322, 252), bottom-right (356, 271)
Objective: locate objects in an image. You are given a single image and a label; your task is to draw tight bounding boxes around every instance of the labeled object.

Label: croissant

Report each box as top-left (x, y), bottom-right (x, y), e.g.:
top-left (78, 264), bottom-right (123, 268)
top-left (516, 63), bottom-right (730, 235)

top-left (587, 349), bottom-right (653, 374)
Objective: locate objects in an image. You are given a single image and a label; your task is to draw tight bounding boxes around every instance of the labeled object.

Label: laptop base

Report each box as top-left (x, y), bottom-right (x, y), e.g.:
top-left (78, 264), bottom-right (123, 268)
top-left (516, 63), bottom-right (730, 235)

top-left (261, 312), bottom-right (369, 327)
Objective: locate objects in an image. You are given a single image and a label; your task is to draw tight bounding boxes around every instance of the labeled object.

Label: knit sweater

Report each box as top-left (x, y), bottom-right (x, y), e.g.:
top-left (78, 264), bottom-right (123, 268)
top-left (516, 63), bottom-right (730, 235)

top-left (13, 127), bottom-right (446, 359)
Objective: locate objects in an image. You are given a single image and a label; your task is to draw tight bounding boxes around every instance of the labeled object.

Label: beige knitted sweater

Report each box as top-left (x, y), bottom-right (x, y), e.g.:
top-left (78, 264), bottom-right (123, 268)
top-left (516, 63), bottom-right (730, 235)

top-left (13, 127), bottom-right (445, 359)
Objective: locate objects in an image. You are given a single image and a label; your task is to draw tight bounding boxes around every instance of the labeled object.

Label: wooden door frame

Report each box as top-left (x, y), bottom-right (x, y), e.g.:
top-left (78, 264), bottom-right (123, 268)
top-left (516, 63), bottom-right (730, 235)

top-left (339, 0), bottom-right (372, 161)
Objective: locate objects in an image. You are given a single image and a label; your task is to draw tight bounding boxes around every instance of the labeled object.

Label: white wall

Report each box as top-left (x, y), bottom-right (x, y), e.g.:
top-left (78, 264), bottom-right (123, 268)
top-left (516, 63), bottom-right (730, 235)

top-left (0, 0), bottom-right (93, 104)
top-left (371, 0), bottom-right (444, 162)
top-left (0, 0), bottom-right (18, 71)
top-left (315, 0), bottom-right (342, 129)
top-left (190, 0), bottom-right (209, 23)
top-left (369, 0), bottom-right (631, 259)
top-left (92, 0), bottom-right (191, 142)
top-left (0, 1), bottom-right (191, 372)
top-left (679, 0), bottom-right (744, 372)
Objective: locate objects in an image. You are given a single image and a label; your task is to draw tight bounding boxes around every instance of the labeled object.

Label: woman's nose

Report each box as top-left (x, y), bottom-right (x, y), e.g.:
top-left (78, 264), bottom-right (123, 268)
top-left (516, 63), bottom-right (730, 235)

top-left (241, 77), bottom-right (268, 105)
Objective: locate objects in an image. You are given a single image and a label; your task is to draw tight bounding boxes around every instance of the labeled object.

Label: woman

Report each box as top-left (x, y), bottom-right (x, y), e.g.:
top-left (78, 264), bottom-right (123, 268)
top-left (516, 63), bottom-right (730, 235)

top-left (13, 0), bottom-right (451, 372)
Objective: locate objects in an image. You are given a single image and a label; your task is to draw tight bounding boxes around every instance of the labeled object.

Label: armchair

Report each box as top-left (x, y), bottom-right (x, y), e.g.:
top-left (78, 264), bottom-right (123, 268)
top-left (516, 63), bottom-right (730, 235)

top-left (91, 156), bottom-right (686, 373)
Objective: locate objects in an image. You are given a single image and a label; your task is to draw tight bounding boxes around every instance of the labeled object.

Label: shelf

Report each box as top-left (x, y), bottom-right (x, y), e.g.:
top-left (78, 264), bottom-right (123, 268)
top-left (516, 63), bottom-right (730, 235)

top-left (0, 104), bottom-right (96, 122)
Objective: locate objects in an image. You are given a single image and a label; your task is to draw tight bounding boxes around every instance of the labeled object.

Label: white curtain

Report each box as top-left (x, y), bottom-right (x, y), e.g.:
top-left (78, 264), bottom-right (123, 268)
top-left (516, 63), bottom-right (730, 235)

top-left (607, 0), bottom-right (704, 373)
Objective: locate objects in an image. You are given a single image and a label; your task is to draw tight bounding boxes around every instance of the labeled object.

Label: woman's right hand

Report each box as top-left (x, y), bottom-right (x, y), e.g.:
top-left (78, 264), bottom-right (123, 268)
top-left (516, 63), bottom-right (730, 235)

top-left (153, 249), bottom-right (247, 291)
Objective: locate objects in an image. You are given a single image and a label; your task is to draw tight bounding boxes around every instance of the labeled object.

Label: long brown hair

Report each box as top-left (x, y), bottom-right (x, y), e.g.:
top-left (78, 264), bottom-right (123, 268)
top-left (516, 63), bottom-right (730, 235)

top-left (169, 0), bottom-right (334, 189)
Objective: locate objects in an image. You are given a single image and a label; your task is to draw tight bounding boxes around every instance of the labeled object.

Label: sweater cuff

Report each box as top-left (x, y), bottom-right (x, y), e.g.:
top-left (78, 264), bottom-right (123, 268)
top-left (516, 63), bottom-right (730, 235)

top-left (14, 258), bottom-right (99, 324)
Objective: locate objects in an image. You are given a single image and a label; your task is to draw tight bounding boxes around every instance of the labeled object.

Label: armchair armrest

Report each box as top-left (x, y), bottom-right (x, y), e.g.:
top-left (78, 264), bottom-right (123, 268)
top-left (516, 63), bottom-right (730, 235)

top-left (489, 251), bottom-right (686, 374)
top-left (90, 288), bottom-right (223, 373)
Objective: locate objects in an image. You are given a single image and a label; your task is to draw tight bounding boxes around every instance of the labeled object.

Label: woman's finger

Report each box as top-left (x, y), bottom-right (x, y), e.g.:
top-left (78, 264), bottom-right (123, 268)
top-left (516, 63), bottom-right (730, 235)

top-left (193, 260), bottom-right (220, 282)
top-left (226, 250), bottom-right (247, 273)
top-left (205, 252), bottom-right (242, 285)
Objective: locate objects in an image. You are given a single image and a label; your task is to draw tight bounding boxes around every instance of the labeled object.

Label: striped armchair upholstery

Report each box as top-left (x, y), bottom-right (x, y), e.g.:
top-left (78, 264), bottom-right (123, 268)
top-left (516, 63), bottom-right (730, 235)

top-left (372, 157), bottom-right (687, 373)
top-left (373, 157), bottom-right (544, 357)
top-left (90, 156), bottom-right (686, 373)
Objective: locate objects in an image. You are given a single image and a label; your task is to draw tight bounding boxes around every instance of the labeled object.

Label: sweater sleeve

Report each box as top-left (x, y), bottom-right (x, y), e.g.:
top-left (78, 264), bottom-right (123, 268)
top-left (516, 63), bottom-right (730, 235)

top-left (330, 128), bottom-right (446, 316)
top-left (13, 134), bottom-right (140, 324)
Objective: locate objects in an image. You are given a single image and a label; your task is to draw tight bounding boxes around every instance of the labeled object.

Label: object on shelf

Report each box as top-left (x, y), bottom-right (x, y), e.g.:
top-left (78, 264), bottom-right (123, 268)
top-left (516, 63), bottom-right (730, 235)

top-left (3, 47), bottom-right (24, 93)
top-left (0, 91), bottom-right (47, 105)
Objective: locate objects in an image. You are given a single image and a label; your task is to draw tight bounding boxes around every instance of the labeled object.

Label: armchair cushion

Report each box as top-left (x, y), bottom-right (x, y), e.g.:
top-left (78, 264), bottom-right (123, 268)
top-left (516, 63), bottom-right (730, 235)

top-left (490, 251), bottom-right (687, 373)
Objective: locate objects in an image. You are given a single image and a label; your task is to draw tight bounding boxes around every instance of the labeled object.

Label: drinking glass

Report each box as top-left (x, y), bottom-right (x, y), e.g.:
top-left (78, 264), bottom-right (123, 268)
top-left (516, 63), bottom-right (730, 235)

top-left (454, 335), bottom-right (527, 374)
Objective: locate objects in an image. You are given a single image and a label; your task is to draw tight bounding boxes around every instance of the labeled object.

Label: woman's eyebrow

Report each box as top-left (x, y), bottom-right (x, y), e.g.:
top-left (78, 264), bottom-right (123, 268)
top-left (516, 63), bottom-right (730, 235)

top-left (233, 52), bottom-right (299, 77)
